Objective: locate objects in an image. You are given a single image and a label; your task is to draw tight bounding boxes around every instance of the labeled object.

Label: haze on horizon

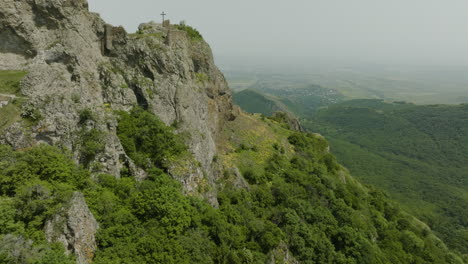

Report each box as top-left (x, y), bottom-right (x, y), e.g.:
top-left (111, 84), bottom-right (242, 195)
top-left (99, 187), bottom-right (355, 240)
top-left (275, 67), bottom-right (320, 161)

top-left (88, 0), bottom-right (468, 67)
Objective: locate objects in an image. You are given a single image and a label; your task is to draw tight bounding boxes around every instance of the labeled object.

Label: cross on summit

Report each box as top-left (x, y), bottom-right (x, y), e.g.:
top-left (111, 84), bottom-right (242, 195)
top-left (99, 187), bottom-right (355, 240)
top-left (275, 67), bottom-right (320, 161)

top-left (161, 11), bottom-right (167, 24)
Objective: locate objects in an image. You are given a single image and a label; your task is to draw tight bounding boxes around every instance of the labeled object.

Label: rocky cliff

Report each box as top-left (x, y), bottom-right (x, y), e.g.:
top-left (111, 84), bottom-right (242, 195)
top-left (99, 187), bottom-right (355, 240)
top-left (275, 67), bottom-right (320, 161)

top-left (0, 1), bottom-right (238, 262)
top-left (0, 0), bottom-right (236, 181)
top-left (2, 1), bottom-right (463, 264)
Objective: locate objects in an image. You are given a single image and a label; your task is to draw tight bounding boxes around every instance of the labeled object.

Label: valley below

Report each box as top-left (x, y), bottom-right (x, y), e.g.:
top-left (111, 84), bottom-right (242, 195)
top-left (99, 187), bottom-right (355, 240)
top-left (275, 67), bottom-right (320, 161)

top-left (229, 66), bottom-right (468, 257)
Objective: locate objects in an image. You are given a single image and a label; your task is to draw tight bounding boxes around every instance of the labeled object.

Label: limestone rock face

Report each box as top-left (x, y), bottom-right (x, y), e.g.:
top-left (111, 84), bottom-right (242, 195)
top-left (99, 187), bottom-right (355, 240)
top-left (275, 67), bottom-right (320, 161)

top-left (0, 0), bottom-right (236, 182)
top-left (0, 0), bottom-right (126, 176)
top-left (106, 21), bottom-right (236, 179)
top-left (0, 0), bottom-right (237, 260)
top-left (44, 192), bottom-right (98, 264)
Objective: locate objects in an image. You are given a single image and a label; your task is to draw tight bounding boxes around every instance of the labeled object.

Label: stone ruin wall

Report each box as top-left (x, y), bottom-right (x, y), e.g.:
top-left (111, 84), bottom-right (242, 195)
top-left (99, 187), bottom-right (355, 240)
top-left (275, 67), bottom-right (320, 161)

top-left (101, 24), bottom-right (127, 56)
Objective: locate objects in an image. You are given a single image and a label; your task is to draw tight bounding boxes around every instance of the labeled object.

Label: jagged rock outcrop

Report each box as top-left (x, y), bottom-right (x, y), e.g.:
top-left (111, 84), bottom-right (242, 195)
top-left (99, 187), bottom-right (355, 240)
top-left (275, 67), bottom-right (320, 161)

top-left (103, 21), bottom-right (236, 179)
top-left (0, 0), bottom-right (236, 181)
top-left (44, 192), bottom-right (98, 264)
top-left (0, 0), bottom-right (237, 260)
top-left (0, 0), bottom-right (126, 176)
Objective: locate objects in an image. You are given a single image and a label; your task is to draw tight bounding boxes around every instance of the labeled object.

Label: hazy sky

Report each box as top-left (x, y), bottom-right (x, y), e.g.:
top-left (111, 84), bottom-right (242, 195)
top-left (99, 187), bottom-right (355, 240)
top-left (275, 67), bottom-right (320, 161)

top-left (88, 0), bottom-right (468, 66)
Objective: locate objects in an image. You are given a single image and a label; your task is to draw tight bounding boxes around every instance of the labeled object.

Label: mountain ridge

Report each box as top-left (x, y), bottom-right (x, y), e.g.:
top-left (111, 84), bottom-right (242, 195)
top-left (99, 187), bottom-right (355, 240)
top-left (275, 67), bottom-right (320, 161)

top-left (0, 0), bottom-right (466, 263)
top-left (0, 0), bottom-right (237, 185)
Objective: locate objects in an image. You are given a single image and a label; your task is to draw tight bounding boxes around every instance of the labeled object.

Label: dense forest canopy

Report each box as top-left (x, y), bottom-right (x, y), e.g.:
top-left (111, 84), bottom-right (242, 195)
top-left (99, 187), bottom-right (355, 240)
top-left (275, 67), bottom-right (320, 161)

top-left (233, 85), bottom-right (468, 259)
top-left (305, 100), bottom-right (468, 254)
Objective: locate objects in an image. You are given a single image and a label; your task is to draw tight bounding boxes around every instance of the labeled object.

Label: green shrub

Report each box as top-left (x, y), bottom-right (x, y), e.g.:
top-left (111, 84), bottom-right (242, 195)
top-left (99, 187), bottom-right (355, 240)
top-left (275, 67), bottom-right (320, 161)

top-left (116, 107), bottom-right (186, 170)
top-left (78, 109), bottom-right (95, 124)
top-left (21, 105), bottom-right (43, 126)
top-left (0, 144), bottom-right (88, 262)
top-left (80, 128), bottom-right (105, 165)
top-left (176, 24), bottom-right (203, 41)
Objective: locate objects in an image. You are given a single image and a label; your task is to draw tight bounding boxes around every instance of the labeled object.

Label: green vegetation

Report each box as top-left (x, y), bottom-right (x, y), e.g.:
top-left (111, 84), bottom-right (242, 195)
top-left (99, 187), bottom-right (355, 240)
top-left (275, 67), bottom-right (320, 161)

top-left (116, 108), bottom-right (186, 170)
top-left (235, 84), bottom-right (468, 256)
top-left (0, 70), bottom-right (28, 131)
top-left (79, 128), bottom-right (105, 166)
top-left (0, 70), bottom-right (27, 95)
top-left (268, 85), bottom-right (344, 116)
top-left (21, 104), bottom-right (43, 126)
top-left (233, 89), bottom-right (288, 116)
top-left (218, 113), bottom-right (295, 178)
top-left (195, 72), bottom-right (210, 84)
top-left (176, 24), bottom-right (203, 41)
top-left (71, 93), bottom-right (81, 103)
top-left (305, 100), bottom-right (468, 255)
top-left (78, 108), bottom-right (96, 124)
top-left (0, 99), bottom-right (22, 131)
top-left (0, 145), bottom-right (85, 263)
top-left (0, 108), bottom-right (464, 263)
top-left (76, 109), bottom-right (105, 166)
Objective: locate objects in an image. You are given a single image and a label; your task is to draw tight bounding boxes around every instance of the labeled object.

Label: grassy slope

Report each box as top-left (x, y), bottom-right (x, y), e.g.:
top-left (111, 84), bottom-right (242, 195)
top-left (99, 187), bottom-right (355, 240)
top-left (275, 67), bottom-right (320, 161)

top-left (233, 89), bottom-right (289, 116)
top-left (0, 70), bottom-right (27, 95)
top-left (0, 101), bottom-right (22, 131)
top-left (217, 112), bottom-right (295, 176)
top-left (0, 70), bottom-right (27, 131)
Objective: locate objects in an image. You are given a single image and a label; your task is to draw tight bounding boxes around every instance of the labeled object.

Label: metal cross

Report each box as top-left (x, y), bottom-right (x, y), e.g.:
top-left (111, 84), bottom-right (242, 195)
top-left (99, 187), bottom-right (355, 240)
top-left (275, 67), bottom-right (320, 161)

top-left (161, 12), bottom-right (167, 24)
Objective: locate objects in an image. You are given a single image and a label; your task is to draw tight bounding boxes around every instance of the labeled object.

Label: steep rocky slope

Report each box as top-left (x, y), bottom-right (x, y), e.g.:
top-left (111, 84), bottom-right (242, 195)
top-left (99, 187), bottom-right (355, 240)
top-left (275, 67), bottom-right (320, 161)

top-left (0, 0), bottom-right (236, 261)
top-left (0, 0), bottom-right (236, 181)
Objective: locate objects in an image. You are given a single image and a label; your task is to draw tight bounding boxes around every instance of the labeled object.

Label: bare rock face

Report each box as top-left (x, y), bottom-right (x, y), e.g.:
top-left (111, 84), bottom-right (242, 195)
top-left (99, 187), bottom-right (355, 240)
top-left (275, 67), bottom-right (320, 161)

top-left (105, 21), bottom-right (236, 180)
top-left (0, 0), bottom-right (236, 182)
top-left (0, 0), bottom-right (127, 177)
top-left (44, 192), bottom-right (98, 264)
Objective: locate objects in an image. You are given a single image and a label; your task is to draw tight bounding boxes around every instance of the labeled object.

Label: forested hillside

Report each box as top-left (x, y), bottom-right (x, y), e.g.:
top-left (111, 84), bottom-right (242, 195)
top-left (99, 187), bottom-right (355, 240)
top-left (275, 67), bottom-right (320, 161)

top-left (305, 100), bottom-right (468, 255)
top-left (1, 109), bottom-right (465, 263)
top-left (234, 88), bottom-right (468, 258)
